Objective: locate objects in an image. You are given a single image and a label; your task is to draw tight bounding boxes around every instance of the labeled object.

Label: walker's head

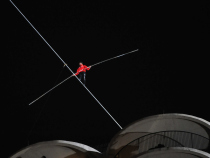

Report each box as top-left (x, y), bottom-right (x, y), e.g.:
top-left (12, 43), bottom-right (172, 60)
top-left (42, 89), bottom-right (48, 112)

top-left (79, 62), bottom-right (83, 66)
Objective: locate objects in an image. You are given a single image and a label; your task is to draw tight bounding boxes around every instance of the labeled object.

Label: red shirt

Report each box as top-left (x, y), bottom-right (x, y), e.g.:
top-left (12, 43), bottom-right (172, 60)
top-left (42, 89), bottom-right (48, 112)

top-left (75, 65), bottom-right (90, 76)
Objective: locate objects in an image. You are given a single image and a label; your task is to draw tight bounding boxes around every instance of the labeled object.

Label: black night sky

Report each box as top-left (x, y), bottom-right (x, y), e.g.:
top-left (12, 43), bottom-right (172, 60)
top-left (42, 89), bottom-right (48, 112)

top-left (5, 1), bottom-right (210, 157)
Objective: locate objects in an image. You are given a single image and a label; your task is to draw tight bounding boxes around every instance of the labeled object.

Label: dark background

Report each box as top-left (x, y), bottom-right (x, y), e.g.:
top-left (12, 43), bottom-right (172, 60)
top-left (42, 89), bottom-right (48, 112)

top-left (5, 1), bottom-right (209, 157)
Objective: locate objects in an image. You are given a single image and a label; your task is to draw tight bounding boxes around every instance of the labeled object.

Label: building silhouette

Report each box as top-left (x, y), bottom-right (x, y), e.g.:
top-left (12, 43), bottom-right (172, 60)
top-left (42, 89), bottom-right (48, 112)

top-left (10, 114), bottom-right (210, 158)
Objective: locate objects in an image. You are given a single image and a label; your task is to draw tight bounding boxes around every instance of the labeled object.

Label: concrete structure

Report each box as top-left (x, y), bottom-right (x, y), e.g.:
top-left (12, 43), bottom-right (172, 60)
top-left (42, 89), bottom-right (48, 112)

top-left (10, 114), bottom-right (210, 158)
top-left (106, 114), bottom-right (210, 158)
top-left (10, 140), bottom-right (103, 158)
top-left (133, 147), bottom-right (210, 158)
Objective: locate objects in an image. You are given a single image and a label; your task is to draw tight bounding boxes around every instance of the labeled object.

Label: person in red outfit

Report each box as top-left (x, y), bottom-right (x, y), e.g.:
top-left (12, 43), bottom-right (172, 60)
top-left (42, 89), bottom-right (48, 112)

top-left (73, 62), bottom-right (91, 85)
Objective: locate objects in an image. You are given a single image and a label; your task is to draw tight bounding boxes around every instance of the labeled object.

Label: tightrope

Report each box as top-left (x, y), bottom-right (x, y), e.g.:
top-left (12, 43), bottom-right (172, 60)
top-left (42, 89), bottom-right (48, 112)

top-left (10, 0), bottom-right (122, 129)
